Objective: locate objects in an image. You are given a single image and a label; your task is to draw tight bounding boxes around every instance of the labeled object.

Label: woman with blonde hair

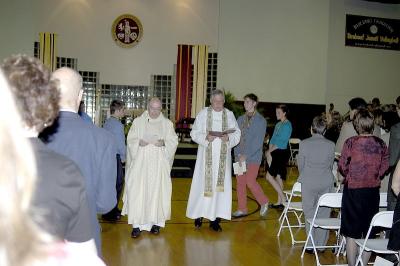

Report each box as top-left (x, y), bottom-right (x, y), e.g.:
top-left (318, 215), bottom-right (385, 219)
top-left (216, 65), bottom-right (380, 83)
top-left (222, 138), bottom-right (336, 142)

top-left (0, 69), bottom-right (104, 265)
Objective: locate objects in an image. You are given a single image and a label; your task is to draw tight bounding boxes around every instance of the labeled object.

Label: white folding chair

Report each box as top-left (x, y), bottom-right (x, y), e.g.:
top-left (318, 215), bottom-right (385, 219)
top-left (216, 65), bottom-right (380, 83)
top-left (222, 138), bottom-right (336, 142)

top-left (288, 138), bottom-right (300, 166)
top-left (281, 183), bottom-right (302, 221)
top-left (301, 192), bottom-right (343, 266)
top-left (277, 182), bottom-right (305, 245)
top-left (355, 211), bottom-right (398, 266)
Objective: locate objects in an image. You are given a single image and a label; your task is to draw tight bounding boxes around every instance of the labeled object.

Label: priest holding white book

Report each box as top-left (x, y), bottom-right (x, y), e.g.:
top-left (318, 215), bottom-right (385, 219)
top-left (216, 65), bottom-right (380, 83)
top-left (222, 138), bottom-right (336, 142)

top-left (122, 97), bottom-right (178, 238)
top-left (186, 89), bottom-right (241, 232)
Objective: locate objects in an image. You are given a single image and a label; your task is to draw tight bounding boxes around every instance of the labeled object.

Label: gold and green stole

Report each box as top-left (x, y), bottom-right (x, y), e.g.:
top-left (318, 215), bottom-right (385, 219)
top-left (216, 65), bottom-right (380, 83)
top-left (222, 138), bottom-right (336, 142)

top-left (204, 107), bottom-right (228, 197)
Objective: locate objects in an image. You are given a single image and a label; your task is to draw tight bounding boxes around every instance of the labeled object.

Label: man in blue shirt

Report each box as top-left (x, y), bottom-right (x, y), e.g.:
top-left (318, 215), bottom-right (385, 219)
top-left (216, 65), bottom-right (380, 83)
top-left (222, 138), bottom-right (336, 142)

top-left (102, 100), bottom-right (126, 221)
top-left (41, 67), bottom-right (117, 255)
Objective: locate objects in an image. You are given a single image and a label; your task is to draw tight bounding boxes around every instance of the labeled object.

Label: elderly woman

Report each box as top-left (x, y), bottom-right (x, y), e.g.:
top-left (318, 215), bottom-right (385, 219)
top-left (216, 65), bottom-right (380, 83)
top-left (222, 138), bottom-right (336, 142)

top-left (297, 116), bottom-right (335, 251)
top-left (265, 104), bottom-right (292, 209)
top-left (338, 108), bottom-right (389, 266)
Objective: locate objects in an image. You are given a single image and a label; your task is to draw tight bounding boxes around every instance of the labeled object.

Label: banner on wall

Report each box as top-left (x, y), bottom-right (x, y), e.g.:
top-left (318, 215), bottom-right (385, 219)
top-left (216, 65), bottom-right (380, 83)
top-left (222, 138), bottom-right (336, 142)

top-left (39, 32), bottom-right (57, 71)
top-left (345, 14), bottom-right (400, 51)
top-left (191, 45), bottom-right (208, 118)
top-left (175, 45), bottom-right (193, 123)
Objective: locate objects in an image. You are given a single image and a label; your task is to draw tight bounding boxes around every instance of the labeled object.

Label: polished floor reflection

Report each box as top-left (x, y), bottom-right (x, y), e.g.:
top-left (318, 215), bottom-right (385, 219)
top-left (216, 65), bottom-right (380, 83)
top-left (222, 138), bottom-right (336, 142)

top-left (101, 168), bottom-right (347, 266)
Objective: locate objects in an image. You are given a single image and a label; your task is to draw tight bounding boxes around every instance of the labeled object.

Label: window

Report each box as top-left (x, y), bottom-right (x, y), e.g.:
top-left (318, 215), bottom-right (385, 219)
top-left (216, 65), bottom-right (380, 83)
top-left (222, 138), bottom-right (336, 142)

top-left (151, 75), bottom-right (172, 119)
top-left (79, 71), bottom-right (99, 123)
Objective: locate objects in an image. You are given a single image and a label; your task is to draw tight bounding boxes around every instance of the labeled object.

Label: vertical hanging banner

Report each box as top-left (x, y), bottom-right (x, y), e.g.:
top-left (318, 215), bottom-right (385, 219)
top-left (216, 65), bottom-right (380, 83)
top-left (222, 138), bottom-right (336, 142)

top-left (175, 44), bottom-right (193, 123)
top-left (39, 32), bottom-right (57, 71)
top-left (345, 14), bottom-right (400, 51)
top-left (191, 45), bottom-right (209, 118)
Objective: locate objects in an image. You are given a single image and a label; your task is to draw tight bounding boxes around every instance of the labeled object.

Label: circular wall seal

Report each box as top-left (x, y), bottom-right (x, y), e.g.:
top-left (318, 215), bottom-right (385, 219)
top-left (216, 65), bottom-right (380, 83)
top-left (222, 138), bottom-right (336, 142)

top-left (111, 14), bottom-right (143, 48)
top-left (370, 25), bottom-right (378, 35)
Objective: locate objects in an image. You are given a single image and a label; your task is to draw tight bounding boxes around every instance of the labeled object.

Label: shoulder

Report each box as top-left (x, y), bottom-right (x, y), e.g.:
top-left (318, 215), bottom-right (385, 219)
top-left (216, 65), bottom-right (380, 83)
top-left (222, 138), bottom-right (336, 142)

top-left (299, 137), bottom-right (311, 146)
top-left (163, 117), bottom-right (175, 127)
top-left (196, 107), bottom-right (208, 118)
top-left (283, 120), bottom-right (292, 129)
top-left (255, 113), bottom-right (266, 123)
top-left (344, 135), bottom-right (357, 146)
top-left (391, 122), bottom-right (400, 132)
top-left (371, 136), bottom-right (387, 148)
top-left (324, 137), bottom-right (335, 147)
top-left (224, 108), bottom-right (235, 117)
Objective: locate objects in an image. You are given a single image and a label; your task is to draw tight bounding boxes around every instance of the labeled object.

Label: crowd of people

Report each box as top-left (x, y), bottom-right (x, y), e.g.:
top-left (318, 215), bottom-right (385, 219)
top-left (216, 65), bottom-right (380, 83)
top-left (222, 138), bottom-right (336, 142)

top-left (0, 53), bottom-right (399, 265)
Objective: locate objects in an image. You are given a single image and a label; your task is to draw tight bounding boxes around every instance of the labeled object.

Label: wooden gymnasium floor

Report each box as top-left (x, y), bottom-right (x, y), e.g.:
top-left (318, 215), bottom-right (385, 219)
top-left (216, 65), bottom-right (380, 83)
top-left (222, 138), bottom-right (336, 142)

top-left (100, 167), bottom-right (347, 266)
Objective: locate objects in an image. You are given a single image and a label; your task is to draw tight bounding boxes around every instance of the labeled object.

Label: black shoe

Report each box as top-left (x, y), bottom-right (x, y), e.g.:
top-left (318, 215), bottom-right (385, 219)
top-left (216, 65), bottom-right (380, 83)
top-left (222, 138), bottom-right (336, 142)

top-left (150, 225), bottom-right (160, 235)
top-left (194, 218), bottom-right (203, 228)
top-left (102, 213), bottom-right (119, 222)
top-left (305, 249), bottom-right (314, 254)
top-left (269, 203), bottom-right (284, 210)
top-left (209, 218), bottom-right (222, 232)
top-left (102, 208), bottom-right (122, 222)
top-left (131, 228), bottom-right (141, 238)
top-left (306, 248), bottom-right (314, 254)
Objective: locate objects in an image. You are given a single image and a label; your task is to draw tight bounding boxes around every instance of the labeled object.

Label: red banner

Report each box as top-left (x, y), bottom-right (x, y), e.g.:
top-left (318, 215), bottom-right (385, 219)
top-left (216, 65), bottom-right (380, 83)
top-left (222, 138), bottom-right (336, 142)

top-left (175, 45), bottom-right (193, 124)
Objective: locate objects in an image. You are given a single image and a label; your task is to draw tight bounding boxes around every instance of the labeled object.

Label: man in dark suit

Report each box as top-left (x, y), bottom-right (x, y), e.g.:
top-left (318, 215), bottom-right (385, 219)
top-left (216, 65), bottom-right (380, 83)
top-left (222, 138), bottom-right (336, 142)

top-left (388, 96), bottom-right (400, 211)
top-left (1, 55), bottom-right (95, 250)
top-left (41, 67), bottom-right (117, 255)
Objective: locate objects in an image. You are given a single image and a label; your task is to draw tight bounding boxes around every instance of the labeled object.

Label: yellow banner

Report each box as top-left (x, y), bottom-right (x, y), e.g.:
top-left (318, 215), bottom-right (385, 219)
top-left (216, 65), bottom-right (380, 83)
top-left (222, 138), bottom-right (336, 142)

top-left (191, 45), bottom-right (208, 118)
top-left (39, 32), bottom-right (57, 71)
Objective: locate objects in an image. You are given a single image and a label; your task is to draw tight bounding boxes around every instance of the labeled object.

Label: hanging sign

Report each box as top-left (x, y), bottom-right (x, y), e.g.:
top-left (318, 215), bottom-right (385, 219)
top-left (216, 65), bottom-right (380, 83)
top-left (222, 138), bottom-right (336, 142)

top-left (345, 14), bottom-right (399, 51)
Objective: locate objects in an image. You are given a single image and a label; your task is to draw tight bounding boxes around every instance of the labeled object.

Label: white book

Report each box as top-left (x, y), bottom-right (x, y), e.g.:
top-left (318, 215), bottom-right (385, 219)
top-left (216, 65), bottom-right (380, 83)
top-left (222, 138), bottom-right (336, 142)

top-left (142, 133), bottom-right (159, 145)
top-left (233, 161), bottom-right (246, 175)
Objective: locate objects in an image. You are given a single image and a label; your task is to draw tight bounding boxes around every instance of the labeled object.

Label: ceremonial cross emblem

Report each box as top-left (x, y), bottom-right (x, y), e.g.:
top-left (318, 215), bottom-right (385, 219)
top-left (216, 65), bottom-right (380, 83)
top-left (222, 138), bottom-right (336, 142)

top-left (112, 14), bottom-right (143, 48)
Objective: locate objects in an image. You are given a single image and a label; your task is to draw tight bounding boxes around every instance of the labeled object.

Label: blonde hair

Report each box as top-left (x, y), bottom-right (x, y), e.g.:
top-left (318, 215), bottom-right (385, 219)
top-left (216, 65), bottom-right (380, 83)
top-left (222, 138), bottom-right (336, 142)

top-left (0, 70), bottom-right (52, 265)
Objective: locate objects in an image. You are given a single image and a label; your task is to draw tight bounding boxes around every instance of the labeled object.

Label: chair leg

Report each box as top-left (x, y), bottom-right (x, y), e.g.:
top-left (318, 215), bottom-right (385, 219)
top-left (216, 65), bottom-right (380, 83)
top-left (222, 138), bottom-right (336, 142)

top-left (294, 211), bottom-right (304, 227)
top-left (355, 246), bottom-right (363, 266)
top-left (286, 214), bottom-right (295, 245)
top-left (301, 223), bottom-right (312, 258)
top-left (336, 236), bottom-right (345, 257)
top-left (277, 209), bottom-right (288, 236)
top-left (310, 236), bottom-right (321, 266)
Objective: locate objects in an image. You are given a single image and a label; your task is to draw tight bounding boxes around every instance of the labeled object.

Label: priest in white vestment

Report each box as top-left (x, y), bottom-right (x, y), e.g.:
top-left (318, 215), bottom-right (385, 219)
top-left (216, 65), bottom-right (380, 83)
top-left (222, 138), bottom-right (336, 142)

top-left (122, 98), bottom-right (178, 238)
top-left (186, 89), bottom-right (241, 231)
